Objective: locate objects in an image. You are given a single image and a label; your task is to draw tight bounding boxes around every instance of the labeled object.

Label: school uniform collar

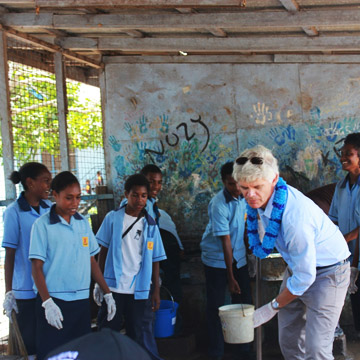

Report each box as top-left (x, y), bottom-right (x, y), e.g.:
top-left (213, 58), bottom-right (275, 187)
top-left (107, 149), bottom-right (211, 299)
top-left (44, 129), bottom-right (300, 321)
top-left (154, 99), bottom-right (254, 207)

top-left (17, 191), bottom-right (50, 212)
top-left (117, 204), bottom-right (156, 226)
top-left (49, 204), bottom-right (82, 224)
top-left (223, 188), bottom-right (242, 203)
top-left (339, 174), bottom-right (360, 189)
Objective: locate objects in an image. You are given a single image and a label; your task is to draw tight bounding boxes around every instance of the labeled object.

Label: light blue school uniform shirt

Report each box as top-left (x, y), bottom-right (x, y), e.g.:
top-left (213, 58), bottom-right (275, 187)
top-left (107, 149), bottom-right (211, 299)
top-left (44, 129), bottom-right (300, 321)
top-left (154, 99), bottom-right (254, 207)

top-left (200, 188), bottom-right (247, 269)
top-left (158, 209), bottom-right (184, 251)
top-left (96, 206), bottom-right (167, 300)
top-left (328, 175), bottom-right (360, 266)
top-left (29, 205), bottom-right (100, 301)
top-left (2, 192), bottom-right (51, 299)
top-left (258, 185), bottom-right (351, 296)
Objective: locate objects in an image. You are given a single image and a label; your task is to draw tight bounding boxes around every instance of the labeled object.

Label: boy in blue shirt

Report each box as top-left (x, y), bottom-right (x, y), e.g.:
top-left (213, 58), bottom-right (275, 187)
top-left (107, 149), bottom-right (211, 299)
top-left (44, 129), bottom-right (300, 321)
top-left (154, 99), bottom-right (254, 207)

top-left (200, 161), bottom-right (252, 360)
top-left (94, 174), bottom-right (166, 355)
top-left (328, 132), bottom-right (360, 336)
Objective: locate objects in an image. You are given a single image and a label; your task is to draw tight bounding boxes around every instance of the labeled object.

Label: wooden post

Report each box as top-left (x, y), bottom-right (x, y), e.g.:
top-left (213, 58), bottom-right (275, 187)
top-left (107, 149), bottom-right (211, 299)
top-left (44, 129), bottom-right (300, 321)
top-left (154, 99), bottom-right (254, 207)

top-left (0, 30), bottom-right (16, 201)
top-left (54, 51), bottom-right (70, 171)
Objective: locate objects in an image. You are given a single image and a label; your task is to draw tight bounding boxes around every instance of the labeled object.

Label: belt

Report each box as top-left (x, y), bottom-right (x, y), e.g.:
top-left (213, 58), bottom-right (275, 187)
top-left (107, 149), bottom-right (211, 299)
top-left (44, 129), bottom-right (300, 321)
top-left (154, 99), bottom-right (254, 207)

top-left (316, 257), bottom-right (349, 270)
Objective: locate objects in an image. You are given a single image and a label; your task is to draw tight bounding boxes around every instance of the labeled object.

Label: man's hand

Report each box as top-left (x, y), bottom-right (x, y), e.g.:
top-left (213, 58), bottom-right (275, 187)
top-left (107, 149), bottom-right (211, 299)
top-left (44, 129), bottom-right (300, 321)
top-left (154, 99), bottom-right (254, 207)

top-left (253, 302), bottom-right (278, 328)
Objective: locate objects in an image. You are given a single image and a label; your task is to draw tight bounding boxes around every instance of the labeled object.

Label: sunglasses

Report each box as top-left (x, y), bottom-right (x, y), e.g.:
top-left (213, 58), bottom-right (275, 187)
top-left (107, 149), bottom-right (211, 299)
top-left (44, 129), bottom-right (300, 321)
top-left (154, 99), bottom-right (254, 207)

top-left (236, 156), bottom-right (263, 165)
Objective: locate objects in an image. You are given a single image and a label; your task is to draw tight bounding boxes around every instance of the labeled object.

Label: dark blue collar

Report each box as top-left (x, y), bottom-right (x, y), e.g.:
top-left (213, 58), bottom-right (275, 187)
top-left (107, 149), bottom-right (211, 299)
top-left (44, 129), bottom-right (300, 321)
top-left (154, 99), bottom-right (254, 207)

top-left (17, 192), bottom-right (50, 212)
top-left (49, 204), bottom-right (83, 224)
top-left (223, 188), bottom-right (241, 203)
top-left (118, 205), bottom-right (156, 226)
top-left (340, 174), bottom-right (360, 189)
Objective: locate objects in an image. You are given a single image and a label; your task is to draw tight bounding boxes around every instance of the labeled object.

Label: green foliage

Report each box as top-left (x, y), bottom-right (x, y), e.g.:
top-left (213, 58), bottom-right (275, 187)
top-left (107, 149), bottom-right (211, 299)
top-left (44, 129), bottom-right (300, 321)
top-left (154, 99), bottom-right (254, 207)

top-left (1, 62), bottom-right (102, 163)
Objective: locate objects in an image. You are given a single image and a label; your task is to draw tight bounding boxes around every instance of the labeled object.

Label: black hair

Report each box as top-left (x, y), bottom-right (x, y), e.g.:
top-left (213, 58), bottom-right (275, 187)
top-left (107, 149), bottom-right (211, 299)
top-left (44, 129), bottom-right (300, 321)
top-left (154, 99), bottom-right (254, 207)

top-left (124, 174), bottom-right (150, 193)
top-left (9, 162), bottom-right (49, 190)
top-left (221, 161), bottom-right (234, 181)
top-left (51, 171), bottom-right (79, 193)
top-left (344, 133), bottom-right (360, 154)
top-left (140, 164), bottom-right (162, 177)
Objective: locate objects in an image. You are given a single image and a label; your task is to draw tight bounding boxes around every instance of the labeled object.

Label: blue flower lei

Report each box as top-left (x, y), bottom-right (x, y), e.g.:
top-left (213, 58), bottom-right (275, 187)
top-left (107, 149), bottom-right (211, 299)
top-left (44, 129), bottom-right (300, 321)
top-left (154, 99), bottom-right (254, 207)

top-left (246, 177), bottom-right (288, 259)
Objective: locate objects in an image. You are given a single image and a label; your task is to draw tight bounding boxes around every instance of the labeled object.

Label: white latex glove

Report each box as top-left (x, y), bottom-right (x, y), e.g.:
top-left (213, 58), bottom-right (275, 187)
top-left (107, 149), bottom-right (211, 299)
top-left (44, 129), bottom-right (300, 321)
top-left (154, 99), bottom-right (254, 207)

top-left (3, 291), bottom-right (18, 321)
top-left (93, 283), bottom-right (104, 306)
top-left (348, 267), bottom-right (359, 294)
top-left (247, 254), bottom-right (257, 278)
top-left (104, 293), bottom-right (116, 321)
top-left (42, 298), bottom-right (63, 330)
top-left (253, 302), bottom-right (279, 328)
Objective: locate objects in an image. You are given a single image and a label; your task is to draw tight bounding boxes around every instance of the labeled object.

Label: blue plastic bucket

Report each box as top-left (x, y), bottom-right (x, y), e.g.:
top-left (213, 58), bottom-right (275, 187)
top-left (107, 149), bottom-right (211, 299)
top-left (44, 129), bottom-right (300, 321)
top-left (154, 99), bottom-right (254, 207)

top-left (154, 300), bottom-right (179, 338)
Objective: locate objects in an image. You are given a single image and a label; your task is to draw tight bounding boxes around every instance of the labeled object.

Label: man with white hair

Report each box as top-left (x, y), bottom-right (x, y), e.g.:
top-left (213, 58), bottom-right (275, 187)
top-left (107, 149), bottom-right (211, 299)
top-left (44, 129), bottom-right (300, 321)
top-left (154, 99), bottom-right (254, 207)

top-left (233, 145), bottom-right (350, 360)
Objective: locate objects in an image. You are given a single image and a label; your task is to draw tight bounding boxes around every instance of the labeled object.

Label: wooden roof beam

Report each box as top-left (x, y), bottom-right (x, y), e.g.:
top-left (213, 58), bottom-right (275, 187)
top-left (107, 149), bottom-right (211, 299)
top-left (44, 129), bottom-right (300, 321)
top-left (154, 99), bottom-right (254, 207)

top-left (57, 35), bottom-right (360, 53)
top-left (34, 0), bottom-right (249, 7)
top-left (1, 25), bottom-right (103, 68)
top-left (4, 10), bottom-right (360, 30)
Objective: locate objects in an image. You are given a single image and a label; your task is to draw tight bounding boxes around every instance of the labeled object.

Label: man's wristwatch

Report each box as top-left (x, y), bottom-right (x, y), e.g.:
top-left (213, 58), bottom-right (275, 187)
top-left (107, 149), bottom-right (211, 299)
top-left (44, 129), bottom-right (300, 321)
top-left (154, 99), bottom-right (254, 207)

top-left (271, 298), bottom-right (280, 310)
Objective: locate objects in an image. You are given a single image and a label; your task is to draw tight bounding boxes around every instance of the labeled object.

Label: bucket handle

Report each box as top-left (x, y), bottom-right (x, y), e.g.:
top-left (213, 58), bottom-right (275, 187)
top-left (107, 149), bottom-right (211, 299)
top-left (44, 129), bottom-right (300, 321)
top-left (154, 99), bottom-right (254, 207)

top-left (160, 285), bottom-right (176, 312)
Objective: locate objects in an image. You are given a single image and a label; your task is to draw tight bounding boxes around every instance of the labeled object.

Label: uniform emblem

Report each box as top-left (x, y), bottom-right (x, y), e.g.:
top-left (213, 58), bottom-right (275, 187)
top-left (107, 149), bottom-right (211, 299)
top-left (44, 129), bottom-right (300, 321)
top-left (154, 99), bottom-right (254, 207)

top-left (147, 241), bottom-right (154, 250)
top-left (82, 237), bottom-right (89, 247)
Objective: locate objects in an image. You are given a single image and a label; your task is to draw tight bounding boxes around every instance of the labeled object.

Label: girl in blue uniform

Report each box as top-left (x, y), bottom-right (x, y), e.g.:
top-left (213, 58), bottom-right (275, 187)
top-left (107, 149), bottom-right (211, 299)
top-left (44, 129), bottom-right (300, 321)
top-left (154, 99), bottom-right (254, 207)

top-left (2, 162), bottom-right (52, 358)
top-left (29, 171), bottom-right (116, 360)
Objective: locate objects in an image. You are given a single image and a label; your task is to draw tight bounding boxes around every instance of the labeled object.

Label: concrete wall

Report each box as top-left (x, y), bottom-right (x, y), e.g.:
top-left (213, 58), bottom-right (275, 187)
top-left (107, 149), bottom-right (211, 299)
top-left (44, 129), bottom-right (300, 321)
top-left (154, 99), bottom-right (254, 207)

top-left (103, 63), bottom-right (360, 242)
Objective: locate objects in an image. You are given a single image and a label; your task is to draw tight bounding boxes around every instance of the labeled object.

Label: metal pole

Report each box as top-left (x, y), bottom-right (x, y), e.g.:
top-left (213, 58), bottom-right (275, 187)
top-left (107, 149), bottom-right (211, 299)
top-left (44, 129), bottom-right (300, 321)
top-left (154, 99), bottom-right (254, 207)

top-left (256, 257), bottom-right (262, 360)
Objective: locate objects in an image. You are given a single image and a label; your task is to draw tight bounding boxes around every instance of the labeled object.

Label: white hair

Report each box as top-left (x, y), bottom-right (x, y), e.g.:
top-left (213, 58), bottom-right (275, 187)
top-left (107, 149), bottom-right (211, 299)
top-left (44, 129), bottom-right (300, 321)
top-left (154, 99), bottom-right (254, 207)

top-left (233, 145), bottom-right (279, 183)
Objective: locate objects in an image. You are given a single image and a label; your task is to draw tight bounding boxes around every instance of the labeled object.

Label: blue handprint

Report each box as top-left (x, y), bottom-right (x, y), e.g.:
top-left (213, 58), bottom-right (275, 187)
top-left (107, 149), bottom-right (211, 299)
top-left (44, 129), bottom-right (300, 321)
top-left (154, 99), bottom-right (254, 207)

top-left (159, 114), bottom-right (169, 133)
top-left (109, 135), bottom-right (121, 152)
top-left (137, 115), bottom-right (148, 134)
top-left (324, 121), bottom-right (341, 142)
top-left (136, 141), bottom-right (147, 161)
top-left (124, 122), bottom-right (134, 137)
top-left (269, 127), bottom-right (285, 146)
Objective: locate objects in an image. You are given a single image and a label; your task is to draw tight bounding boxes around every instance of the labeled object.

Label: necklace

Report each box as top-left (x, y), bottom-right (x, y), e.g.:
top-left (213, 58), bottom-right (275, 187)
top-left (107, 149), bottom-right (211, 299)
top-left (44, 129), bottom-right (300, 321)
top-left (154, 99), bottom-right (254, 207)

top-left (246, 177), bottom-right (288, 259)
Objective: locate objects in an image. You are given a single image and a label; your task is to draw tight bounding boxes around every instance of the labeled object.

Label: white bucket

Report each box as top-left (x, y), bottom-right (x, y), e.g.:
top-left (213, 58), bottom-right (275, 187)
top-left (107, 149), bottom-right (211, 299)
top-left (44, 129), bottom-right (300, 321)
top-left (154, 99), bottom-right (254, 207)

top-left (218, 304), bottom-right (255, 344)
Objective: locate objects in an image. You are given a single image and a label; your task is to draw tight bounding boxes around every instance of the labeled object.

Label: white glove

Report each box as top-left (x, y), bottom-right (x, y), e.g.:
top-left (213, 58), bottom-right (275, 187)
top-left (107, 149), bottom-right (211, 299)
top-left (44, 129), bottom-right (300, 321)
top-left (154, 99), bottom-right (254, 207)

top-left (3, 291), bottom-right (18, 321)
top-left (93, 283), bottom-right (104, 306)
top-left (348, 267), bottom-right (359, 294)
top-left (42, 298), bottom-right (63, 330)
top-left (104, 293), bottom-right (116, 321)
top-left (247, 254), bottom-right (257, 278)
top-left (253, 302), bottom-right (279, 328)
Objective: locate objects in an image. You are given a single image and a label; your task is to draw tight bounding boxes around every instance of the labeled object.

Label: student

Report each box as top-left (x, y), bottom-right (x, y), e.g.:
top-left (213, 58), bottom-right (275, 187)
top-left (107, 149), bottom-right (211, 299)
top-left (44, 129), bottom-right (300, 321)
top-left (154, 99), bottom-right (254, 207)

top-left (140, 164), bottom-right (184, 306)
top-left (29, 171), bottom-right (116, 360)
top-left (2, 162), bottom-right (52, 358)
top-left (328, 132), bottom-right (360, 336)
top-left (94, 173), bottom-right (166, 356)
top-left (200, 161), bottom-right (253, 360)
